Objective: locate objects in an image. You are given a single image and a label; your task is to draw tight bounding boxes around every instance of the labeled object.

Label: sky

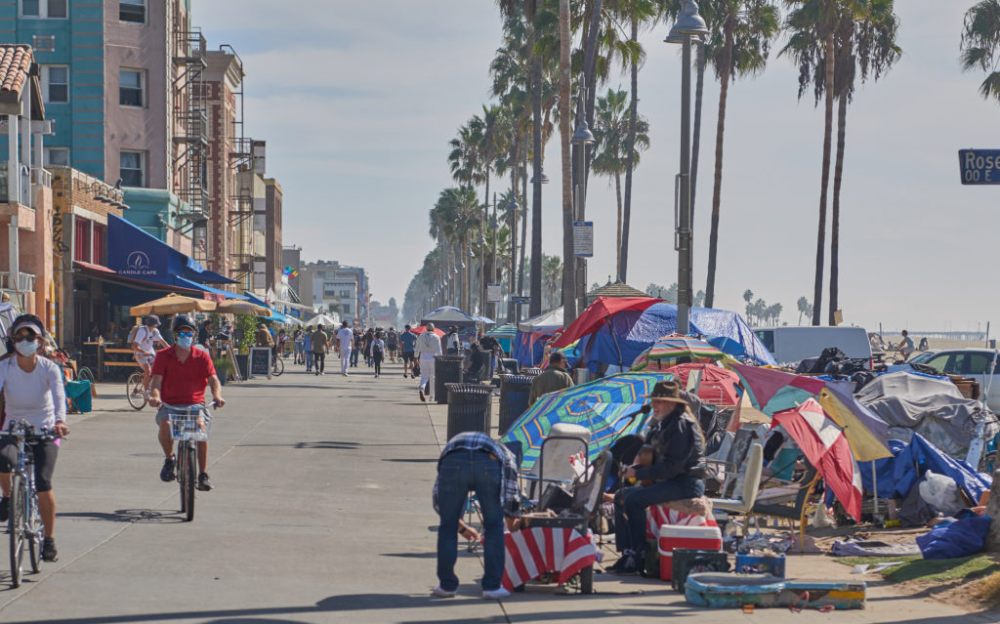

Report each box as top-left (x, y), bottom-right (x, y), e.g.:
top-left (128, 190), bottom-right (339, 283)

top-left (196, 1), bottom-right (996, 334)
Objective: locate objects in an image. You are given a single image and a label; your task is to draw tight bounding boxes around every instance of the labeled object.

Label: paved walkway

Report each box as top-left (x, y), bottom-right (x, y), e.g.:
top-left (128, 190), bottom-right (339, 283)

top-left (0, 357), bottom-right (991, 623)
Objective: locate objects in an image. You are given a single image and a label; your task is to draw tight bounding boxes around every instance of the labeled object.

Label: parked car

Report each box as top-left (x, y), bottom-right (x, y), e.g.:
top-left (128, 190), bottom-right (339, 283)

top-left (911, 348), bottom-right (1000, 412)
top-left (753, 326), bottom-right (873, 368)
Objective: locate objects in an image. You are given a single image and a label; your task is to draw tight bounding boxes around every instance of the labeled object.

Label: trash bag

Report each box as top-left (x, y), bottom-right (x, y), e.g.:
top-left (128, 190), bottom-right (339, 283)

top-left (916, 515), bottom-right (991, 560)
top-left (918, 471), bottom-right (965, 517)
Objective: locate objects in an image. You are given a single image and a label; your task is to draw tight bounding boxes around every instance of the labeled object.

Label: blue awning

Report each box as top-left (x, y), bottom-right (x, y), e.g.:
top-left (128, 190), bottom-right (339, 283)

top-left (263, 311), bottom-right (293, 323)
top-left (174, 277), bottom-right (247, 300)
top-left (183, 257), bottom-right (238, 285)
top-left (243, 292), bottom-right (270, 308)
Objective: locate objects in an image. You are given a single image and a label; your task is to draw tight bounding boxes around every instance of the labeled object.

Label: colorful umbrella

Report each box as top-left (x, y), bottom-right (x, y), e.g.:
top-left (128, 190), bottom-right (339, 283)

top-left (501, 372), bottom-right (673, 473)
top-left (772, 398), bottom-right (864, 522)
top-left (411, 326), bottom-right (445, 338)
top-left (665, 363), bottom-right (742, 406)
top-left (729, 363), bottom-right (827, 416)
top-left (129, 293), bottom-right (216, 316)
top-left (631, 334), bottom-right (729, 371)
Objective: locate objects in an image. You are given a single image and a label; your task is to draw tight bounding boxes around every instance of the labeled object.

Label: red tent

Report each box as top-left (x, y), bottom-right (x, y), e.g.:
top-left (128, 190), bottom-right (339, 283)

top-left (551, 296), bottom-right (661, 349)
top-left (411, 326), bottom-right (445, 338)
top-left (663, 363), bottom-right (741, 406)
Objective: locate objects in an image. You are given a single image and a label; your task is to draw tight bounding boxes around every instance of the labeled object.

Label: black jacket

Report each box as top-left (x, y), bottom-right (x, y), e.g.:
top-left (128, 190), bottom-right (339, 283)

top-left (633, 406), bottom-right (707, 483)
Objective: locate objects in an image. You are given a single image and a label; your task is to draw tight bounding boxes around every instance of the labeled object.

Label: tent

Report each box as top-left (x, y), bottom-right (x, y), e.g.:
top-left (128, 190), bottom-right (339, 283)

top-left (485, 323), bottom-right (517, 354)
top-left (513, 307), bottom-right (563, 367)
top-left (306, 314), bottom-right (340, 327)
top-left (420, 306), bottom-right (481, 343)
top-left (558, 298), bottom-right (775, 373)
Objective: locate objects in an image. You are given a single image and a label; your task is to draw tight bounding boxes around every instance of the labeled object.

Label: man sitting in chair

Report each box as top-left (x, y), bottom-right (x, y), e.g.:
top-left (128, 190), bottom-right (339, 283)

top-left (609, 380), bottom-right (708, 575)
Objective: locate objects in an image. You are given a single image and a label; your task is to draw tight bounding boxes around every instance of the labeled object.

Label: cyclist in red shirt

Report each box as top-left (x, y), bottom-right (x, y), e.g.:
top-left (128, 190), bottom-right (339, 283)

top-left (147, 314), bottom-right (225, 491)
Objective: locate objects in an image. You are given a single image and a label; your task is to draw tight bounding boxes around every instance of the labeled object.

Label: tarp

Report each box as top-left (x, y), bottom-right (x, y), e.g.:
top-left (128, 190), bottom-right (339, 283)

top-left (551, 297), bottom-right (659, 348)
top-left (513, 308), bottom-right (564, 367)
top-left (420, 306), bottom-right (478, 327)
top-left (518, 308), bottom-right (564, 333)
top-left (574, 303), bottom-right (775, 372)
top-left (856, 371), bottom-right (1000, 456)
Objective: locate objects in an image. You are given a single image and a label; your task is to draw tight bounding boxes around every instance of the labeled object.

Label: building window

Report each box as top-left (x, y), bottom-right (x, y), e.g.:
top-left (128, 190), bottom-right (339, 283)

top-left (21, 0), bottom-right (67, 18)
top-left (119, 69), bottom-right (144, 107)
top-left (120, 150), bottom-right (145, 187)
top-left (119, 0), bottom-right (145, 23)
top-left (74, 218), bottom-right (91, 263)
top-left (44, 147), bottom-right (69, 167)
top-left (92, 222), bottom-right (106, 266)
top-left (41, 65), bottom-right (68, 104)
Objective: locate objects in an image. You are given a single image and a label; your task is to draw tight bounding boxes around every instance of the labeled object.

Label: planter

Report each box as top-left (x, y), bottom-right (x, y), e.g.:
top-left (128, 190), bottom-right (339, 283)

top-left (217, 369), bottom-right (228, 386)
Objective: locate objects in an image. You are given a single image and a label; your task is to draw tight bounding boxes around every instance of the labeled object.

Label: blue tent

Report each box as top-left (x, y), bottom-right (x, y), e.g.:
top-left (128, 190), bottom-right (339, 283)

top-left (578, 303), bottom-right (775, 373)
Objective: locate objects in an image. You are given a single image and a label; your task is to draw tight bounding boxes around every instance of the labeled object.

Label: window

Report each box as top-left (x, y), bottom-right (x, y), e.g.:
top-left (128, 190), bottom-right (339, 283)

top-left (74, 218), bottom-right (90, 263)
top-left (44, 147), bottom-right (69, 167)
top-left (966, 352), bottom-right (997, 375)
top-left (91, 222), bottom-right (106, 266)
top-left (925, 354), bottom-right (953, 374)
top-left (42, 65), bottom-right (68, 103)
top-left (21, 0), bottom-right (67, 18)
top-left (120, 150), bottom-right (145, 187)
top-left (119, 69), bottom-right (144, 107)
top-left (119, 0), bottom-right (145, 23)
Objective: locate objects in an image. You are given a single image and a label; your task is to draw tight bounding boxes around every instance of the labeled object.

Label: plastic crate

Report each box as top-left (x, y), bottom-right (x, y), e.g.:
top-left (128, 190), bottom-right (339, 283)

top-left (734, 553), bottom-right (786, 578)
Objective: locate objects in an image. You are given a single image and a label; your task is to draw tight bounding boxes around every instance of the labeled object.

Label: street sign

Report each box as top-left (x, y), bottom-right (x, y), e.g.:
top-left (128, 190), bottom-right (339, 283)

top-left (958, 149), bottom-right (1000, 185)
top-left (511, 296), bottom-right (531, 305)
top-left (573, 221), bottom-right (593, 258)
top-left (487, 283), bottom-right (501, 303)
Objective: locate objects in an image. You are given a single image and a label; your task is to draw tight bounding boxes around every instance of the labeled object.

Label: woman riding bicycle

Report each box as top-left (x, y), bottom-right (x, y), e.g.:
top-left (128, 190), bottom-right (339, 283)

top-left (0, 315), bottom-right (69, 562)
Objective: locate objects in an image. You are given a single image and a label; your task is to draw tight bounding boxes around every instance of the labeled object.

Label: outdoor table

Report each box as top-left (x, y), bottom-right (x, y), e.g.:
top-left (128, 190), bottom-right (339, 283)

top-left (501, 526), bottom-right (598, 591)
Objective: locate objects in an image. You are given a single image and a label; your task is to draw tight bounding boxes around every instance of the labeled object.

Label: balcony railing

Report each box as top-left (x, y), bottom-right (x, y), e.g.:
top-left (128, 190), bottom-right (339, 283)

top-left (0, 271), bottom-right (36, 292)
top-left (0, 162), bottom-right (32, 206)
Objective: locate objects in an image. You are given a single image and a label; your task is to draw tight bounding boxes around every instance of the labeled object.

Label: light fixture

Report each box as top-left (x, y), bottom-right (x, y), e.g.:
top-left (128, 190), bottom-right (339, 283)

top-left (667, 0), bottom-right (709, 38)
top-left (572, 119), bottom-right (595, 145)
top-left (531, 171), bottom-right (549, 184)
top-left (664, 33), bottom-right (703, 45)
top-left (507, 197), bottom-right (519, 213)
top-left (477, 235), bottom-right (486, 245)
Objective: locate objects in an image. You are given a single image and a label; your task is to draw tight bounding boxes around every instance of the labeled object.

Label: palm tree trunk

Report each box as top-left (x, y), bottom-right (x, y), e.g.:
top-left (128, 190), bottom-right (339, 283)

top-left (615, 170), bottom-right (623, 279)
top-left (619, 16), bottom-right (639, 283)
top-left (813, 32), bottom-right (835, 326)
top-left (482, 168), bottom-right (490, 315)
top-left (529, 30), bottom-right (543, 319)
top-left (509, 190), bottom-right (517, 323)
top-left (583, 0), bottom-right (603, 184)
top-left (829, 93), bottom-right (847, 326)
top-left (559, 0), bottom-right (577, 325)
top-left (705, 26), bottom-right (734, 310)
top-left (518, 149), bottom-right (528, 297)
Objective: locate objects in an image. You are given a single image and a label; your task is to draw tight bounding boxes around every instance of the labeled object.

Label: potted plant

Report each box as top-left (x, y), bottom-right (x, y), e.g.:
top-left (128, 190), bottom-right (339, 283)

top-left (213, 356), bottom-right (236, 385)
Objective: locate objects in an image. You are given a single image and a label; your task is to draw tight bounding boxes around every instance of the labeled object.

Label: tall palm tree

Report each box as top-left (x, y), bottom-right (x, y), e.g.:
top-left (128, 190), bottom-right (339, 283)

top-left (782, 0), bottom-right (842, 326)
top-left (431, 187), bottom-right (482, 312)
top-left (591, 87), bottom-right (650, 277)
top-left (701, 0), bottom-right (780, 309)
top-left (962, 0), bottom-right (1000, 103)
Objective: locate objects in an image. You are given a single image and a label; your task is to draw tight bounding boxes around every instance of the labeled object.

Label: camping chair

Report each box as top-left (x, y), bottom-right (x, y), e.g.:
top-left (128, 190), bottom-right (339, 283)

top-left (751, 461), bottom-right (821, 550)
top-left (524, 423), bottom-right (591, 500)
top-left (709, 443), bottom-right (763, 536)
top-left (705, 427), bottom-right (760, 498)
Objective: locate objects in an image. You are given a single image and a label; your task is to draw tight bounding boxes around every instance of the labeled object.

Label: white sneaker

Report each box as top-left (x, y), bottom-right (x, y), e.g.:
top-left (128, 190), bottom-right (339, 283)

top-left (431, 586), bottom-right (457, 598)
top-left (482, 587), bottom-right (510, 600)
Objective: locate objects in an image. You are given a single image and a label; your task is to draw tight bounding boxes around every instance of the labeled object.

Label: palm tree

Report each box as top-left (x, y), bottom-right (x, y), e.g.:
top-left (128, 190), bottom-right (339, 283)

top-left (558, 0), bottom-right (577, 325)
top-left (542, 254), bottom-right (564, 309)
top-left (591, 88), bottom-right (650, 278)
top-left (701, 0), bottom-right (780, 309)
top-left (961, 0), bottom-right (1000, 103)
top-left (431, 187), bottom-right (482, 313)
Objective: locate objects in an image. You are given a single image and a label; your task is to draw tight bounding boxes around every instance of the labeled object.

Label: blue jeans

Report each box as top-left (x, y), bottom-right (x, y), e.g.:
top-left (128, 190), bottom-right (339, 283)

top-left (305, 350), bottom-right (314, 372)
top-left (436, 450), bottom-right (505, 592)
top-left (614, 475), bottom-right (705, 554)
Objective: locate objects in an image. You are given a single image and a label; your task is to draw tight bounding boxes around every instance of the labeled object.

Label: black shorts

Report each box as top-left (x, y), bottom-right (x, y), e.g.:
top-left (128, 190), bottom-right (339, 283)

top-left (401, 351), bottom-right (415, 363)
top-left (0, 437), bottom-right (58, 492)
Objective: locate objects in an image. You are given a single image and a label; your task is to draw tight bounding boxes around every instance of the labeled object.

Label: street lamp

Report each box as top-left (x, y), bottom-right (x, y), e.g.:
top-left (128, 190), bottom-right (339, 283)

top-left (571, 104), bottom-right (595, 317)
top-left (666, 0), bottom-right (708, 335)
top-left (506, 197), bottom-right (519, 321)
top-left (531, 171), bottom-right (550, 184)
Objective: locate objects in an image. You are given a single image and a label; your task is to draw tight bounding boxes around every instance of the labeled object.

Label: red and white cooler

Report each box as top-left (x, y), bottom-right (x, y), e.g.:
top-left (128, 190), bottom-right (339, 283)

top-left (657, 524), bottom-right (723, 581)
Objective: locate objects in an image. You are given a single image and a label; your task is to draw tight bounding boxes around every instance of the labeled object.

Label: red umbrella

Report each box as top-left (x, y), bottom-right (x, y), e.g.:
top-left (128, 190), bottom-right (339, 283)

top-left (772, 398), bottom-right (863, 522)
top-left (551, 296), bottom-right (661, 349)
top-left (665, 363), bottom-right (741, 406)
top-left (411, 326), bottom-right (445, 338)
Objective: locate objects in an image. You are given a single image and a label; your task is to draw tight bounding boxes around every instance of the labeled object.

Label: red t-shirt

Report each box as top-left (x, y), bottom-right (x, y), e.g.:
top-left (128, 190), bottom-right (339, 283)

top-left (151, 346), bottom-right (217, 406)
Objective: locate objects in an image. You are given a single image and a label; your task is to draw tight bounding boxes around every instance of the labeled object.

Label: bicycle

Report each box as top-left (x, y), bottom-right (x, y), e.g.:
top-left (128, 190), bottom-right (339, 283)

top-left (162, 402), bottom-right (213, 522)
top-left (271, 355), bottom-right (284, 377)
top-left (2, 421), bottom-right (55, 588)
top-left (126, 368), bottom-right (148, 410)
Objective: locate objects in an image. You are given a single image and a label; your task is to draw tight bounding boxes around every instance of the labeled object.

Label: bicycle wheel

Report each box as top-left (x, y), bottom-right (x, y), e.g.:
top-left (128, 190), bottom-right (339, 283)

top-left (8, 473), bottom-right (24, 587)
top-left (78, 366), bottom-right (96, 385)
top-left (27, 491), bottom-right (42, 574)
top-left (126, 371), bottom-right (147, 410)
top-left (180, 444), bottom-right (196, 522)
top-left (272, 357), bottom-right (284, 376)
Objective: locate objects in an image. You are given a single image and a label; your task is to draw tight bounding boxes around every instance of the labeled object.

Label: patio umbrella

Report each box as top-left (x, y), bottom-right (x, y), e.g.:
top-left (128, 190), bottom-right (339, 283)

top-left (665, 363), bottom-right (742, 406)
top-left (631, 334), bottom-right (729, 371)
top-left (500, 372), bottom-right (673, 473)
top-left (411, 325), bottom-right (445, 338)
top-left (130, 293), bottom-right (216, 316)
top-left (729, 363), bottom-right (827, 416)
top-left (216, 300), bottom-right (270, 316)
top-left (772, 398), bottom-right (864, 522)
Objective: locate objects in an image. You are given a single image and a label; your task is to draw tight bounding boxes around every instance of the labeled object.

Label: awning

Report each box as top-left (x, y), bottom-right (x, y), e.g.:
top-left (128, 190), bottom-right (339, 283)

top-left (74, 261), bottom-right (205, 296)
top-left (183, 258), bottom-right (238, 285)
top-left (174, 277), bottom-right (247, 301)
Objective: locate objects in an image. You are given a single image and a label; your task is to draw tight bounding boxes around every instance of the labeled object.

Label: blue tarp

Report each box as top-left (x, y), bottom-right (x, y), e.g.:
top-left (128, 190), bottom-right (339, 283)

top-left (578, 303), bottom-right (775, 371)
top-left (858, 434), bottom-right (992, 503)
top-left (917, 515), bottom-right (991, 560)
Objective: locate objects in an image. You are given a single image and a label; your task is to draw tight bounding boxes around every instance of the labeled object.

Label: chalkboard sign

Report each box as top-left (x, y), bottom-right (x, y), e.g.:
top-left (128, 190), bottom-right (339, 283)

top-left (249, 348), bottom-right (272, 379)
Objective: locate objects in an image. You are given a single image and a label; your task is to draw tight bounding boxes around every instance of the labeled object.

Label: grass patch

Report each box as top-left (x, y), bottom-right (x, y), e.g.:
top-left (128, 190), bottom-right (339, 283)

top-left (835, 554), bottom-right (1000, 583)
top-left (976, 571), bottom-right (1000, 605)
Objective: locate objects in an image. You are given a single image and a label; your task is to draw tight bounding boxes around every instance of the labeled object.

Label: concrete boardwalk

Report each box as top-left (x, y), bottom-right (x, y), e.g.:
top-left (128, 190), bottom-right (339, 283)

top-left (0, 357), bottom-right (990, 623)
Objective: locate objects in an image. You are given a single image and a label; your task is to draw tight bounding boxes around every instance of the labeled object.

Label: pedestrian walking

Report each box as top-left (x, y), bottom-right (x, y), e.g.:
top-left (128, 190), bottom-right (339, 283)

top-left (293, 327), bottom-right (304, 364)
top-left (363, 328), bottom-right (375, 367)
top-left (336, 321), bottom-right (353, 376)
top-left (311, 325), bottom-right (330, 375)
top-left (399, 325), bottom-right (417, 378)
top-left (415, 322), bottom-right (442, 402)
top-left (303, 326), bottom-right (314, 372)
top-left (386, 328), bottom-right (399, 363)
top-left (445, 326), bottom-right (460, 355)
top-left (432, 431), bottom-right (518, 600)
top-left (370, 332), bottom-right (386, 378)
top-left (351, 330), bottom-right (362, 367)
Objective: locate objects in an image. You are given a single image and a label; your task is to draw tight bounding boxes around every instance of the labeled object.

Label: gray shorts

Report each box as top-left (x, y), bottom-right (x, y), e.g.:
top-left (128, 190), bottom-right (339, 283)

top-left (155, 405), bottom-right (212, 429)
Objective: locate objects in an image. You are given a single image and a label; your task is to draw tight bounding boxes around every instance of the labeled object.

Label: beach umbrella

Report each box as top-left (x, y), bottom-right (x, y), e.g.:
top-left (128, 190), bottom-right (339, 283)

top-left (729, 363), bottom-right (827, 416)
top-left (411, 325), bottom-right (445, 338)
top-left (631, 334), bottom-right (729, 371)
top-left (500, 372), bottom-right (673, 473)
top-left (130, 293), bottom-right (216, 316)
top-left (216, 300), bottom-right (270, 316)
top-left (665, 363), bottom-right (742, 406)
top-left (772, 398), bottom-right (864, 522)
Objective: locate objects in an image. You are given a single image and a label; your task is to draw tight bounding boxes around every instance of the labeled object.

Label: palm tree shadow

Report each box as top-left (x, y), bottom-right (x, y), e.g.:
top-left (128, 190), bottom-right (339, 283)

top-left (60, 509), bottom-right (185, 524)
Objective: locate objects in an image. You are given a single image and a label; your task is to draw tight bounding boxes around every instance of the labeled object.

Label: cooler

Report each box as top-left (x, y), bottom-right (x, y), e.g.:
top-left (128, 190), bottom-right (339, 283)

top-left (658, 524), bottom-right (723, 581)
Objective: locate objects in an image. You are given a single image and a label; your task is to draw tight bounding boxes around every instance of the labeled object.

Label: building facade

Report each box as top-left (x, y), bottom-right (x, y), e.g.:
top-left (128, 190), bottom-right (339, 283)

top-left (263, 177), bottom-right (281, 293)
top-left (298, 260), bottom-right (369, 326)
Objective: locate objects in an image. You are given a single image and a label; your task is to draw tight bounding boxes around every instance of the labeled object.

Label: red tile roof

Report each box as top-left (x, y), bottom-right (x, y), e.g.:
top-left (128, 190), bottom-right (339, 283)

top-left (0, 45), bottom-right (33, 96)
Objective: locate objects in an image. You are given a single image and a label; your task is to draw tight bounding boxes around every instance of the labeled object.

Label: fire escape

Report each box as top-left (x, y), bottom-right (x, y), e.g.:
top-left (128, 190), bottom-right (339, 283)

top-left (172, 29), bottom-right (209, 263)
top-left (224, 44), bottom-right (260, 292)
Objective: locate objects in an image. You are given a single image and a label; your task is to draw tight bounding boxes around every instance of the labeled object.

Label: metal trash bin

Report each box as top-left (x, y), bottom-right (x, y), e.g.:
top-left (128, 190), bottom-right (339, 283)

top-left (574, 368), bottom-right (590, 385)
top-left (434, 355), bottom-right (466, 404)
top-left (499, 358), bottom-right (520, 374)
top-left (445, 383), bottom-right (493, 440)
top-left (498, 374), bottom-right (535, 436)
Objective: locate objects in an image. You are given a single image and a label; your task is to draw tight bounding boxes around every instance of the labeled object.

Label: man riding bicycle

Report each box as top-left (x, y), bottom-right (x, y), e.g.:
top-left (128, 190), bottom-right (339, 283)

top-left (131, 315), bottom-right (168, 393)
top-left (0, 315), bottom-right (70, 562)
top-left (147, 315), bottom-right (225, 492)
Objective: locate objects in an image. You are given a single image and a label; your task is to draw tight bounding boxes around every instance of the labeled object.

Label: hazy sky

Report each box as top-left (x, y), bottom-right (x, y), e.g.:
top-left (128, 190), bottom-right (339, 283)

top-left (197, 1), bottom-right (995, 333)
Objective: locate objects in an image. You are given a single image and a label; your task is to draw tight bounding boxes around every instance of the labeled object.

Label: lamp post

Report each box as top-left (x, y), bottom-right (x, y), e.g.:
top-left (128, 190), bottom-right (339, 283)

top-left (571, 98), bottom-right (594, 317)
top-left (490, 194), bottom-right (499, 321)
top-left (507, 196), bottom-right (519, 322)
top-left (666, 0), bottom-right (708, 335)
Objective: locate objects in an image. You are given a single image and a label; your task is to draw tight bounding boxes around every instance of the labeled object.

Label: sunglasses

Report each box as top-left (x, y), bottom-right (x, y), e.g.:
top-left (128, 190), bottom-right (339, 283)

top-left (13, 334), bottom-right (38, 343)
top-left (176, 331), bottom-right (195, 338)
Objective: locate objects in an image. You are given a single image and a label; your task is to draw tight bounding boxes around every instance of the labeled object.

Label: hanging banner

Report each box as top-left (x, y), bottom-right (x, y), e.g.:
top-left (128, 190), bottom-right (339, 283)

top-left (573, 221), bottom-right (593, 258)
top-left (487, 283), bottom-right (501, 303)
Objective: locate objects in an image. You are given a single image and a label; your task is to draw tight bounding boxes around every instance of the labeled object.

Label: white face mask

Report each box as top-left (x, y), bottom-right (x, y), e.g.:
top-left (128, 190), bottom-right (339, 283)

top-left (14, 339), bottom-right (39, 357)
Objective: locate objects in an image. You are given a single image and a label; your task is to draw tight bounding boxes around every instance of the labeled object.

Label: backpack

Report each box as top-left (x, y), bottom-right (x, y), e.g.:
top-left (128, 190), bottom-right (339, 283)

top-left (373, 341), bottom-right (383, 358)
top-left (128, 325), bottom-right (144, 346)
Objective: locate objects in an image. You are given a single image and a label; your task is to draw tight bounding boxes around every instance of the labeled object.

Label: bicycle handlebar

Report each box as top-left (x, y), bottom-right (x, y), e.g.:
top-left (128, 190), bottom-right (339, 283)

top-left (158, 401), bottom-right (217, 412)
top-left (1, 420), bottom-right (60, 440)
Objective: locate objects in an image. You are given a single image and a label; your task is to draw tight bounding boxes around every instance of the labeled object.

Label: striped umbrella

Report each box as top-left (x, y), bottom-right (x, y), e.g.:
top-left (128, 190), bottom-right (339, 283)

top-left (501, 372), bottom-right (673, 473)
top-left (631, 334), bottom-right (729, 371)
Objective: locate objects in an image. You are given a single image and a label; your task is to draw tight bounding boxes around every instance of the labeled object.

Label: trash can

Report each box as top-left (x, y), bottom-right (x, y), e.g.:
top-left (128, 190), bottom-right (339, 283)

top-left (499, 358), bottom-right (520, 374)
top-left (434, 355), bottom-right (466, 404)
top-left (523, 367), bottom-right (545, 377)
top-left (445, 383), bottom-right (493, 440)
top-left (498, 374), bottom-right (535, 436)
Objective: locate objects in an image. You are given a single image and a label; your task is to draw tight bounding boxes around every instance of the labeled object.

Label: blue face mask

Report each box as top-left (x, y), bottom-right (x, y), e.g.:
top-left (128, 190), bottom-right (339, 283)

top-left (176, 336), bottom-right (194, 349)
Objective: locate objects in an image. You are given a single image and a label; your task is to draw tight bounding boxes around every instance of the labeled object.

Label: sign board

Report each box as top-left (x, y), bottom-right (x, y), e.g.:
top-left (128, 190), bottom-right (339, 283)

top-left (573, 221), bottom-right (594, 258)
top-left (248, 347), bottom-right (272, 380)
top-left (511, 296), bottom-right (531, 305)
top-left (958, 149), bottom-right (1000, 185)
top-left (487, 283), bottom-right (502, 303)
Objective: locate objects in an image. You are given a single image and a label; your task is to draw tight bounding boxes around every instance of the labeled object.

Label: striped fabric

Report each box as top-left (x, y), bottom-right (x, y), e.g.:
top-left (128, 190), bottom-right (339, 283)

top-left (646, 505), bottom-right (717, 540)
top-left (502, 527), bottom-right (599, 590)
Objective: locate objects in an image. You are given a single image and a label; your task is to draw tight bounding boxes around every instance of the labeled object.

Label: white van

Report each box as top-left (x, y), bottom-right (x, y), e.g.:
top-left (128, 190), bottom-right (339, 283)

top-left (753, 327), bottom-right (872, 368)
